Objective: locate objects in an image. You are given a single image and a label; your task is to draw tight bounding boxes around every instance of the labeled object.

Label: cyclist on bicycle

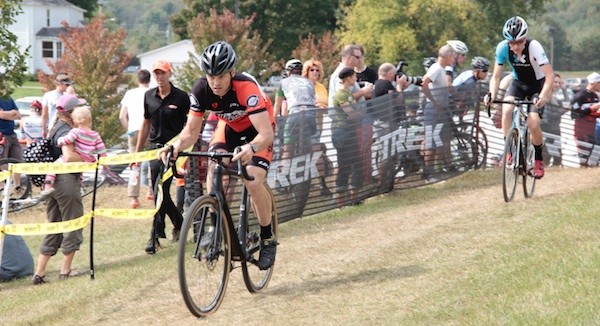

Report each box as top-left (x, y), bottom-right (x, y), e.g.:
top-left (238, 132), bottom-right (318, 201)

top-left (273, 59), bottom-right (318, 161)
top-left (165, 41), bottom-right (277, 270)
top-left (452, 57), bottom-right (490, 87)
top-left (486, 16), bottom-right (555, 179)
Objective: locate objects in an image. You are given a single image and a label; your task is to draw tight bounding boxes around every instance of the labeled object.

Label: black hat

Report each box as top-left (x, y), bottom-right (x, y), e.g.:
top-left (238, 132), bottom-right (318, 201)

top-left (338, 67), bottom-right (355, 79)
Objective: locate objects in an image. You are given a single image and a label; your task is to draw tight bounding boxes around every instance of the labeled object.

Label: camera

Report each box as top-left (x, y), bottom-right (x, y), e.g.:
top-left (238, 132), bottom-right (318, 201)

top-left (396, 60), bottom-right (422, 86)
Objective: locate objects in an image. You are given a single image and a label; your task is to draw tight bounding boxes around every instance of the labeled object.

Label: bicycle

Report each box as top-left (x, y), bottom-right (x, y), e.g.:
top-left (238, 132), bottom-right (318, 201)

top-left (492, 99), bottom-right (537, 202)
top-left (167, 147), bottom-right (278, 317)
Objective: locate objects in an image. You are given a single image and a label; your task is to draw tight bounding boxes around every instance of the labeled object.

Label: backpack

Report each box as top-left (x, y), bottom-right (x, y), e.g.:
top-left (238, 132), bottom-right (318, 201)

top-left (22, 139), bottom-right (58, 187)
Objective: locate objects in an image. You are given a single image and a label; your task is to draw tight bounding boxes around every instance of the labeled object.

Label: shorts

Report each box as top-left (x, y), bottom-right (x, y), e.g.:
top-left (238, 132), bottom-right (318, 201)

top-left (506, 78), bottom-right (545, 118)
top-left (283, 110), bottom-right (317, 145)
top-left (209, 119), bottom-right (274, 172)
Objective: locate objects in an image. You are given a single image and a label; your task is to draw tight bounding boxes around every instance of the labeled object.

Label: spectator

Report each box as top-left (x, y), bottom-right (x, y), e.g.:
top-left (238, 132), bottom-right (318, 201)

top-left (371, 62), bottom-right (409, 191)
top-left (39, 104), bottom-right (107, 199)
top-left (542, 72), bottom-right (569, 166)
top-left (20, 100), bottom-right (44, 145)
top-left (571, 72), bottom-right (600, 165)
top-left (328, 44), bottom-right (373, 107)
top-left (0, 91), bottom-right (23, 194)
top-left (1, 220), bottom-right (34, 282)
top-left (354, 44), bottom-right (378, 88)
top-left (420, 44), bottom-right (455, 180)
top-left (41, 73), bottom-right (72, 137)
top-left (120, 69), bottom-right (153, 208)
top-left (32, 93), bottom-right (87, 285)
top-left (136, 60), bottom-right (189, 254)
top-left (331, 67), bottom-right (363, 205)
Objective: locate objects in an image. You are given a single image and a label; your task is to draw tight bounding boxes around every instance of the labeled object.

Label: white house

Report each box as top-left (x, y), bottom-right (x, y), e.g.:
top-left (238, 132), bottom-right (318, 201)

top-left (9, 0), bottom-right (85, 74)
top-left (137, 39), bottom-right (197, 86)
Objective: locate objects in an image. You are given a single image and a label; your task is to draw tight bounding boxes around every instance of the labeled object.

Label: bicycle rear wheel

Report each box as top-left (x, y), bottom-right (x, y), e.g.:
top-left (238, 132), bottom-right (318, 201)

top-left (522, 135), bottom-right (536, 198)
top-left (178, 195), bottom-right (231, 317)
top-left (0, 158), bottom-right (32, 200)
top-left (502, 130), bottom-right (519, 202)
top-left (242, 184), bottom-right (278, 292)
top-left (474, 127), bottom-right (488, 169)
top-left (448, 132), bottom-right (476, 172)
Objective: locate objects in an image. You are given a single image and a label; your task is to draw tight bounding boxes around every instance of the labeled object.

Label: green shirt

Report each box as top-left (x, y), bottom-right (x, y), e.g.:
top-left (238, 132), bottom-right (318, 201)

top-left (331, 88), bottom-right (354, 129)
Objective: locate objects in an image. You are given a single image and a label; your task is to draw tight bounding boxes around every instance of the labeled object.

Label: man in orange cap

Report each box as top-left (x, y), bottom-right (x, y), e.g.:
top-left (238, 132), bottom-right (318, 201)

top-left (135, 60), bottom-right (190, 254)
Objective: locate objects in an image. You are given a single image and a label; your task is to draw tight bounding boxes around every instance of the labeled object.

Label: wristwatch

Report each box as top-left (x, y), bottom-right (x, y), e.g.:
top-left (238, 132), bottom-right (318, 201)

top-left (250, 144), bottom-right (258, 153)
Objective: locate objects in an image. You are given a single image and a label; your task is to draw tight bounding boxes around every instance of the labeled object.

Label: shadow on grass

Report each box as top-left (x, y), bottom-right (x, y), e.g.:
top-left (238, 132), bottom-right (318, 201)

top-left (270, 264), bottom-right (427, 296)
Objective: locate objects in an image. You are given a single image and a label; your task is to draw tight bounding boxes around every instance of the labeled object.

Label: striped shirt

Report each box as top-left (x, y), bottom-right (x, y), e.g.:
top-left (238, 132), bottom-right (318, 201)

top-left (57, 127), bottom-right (107, 162)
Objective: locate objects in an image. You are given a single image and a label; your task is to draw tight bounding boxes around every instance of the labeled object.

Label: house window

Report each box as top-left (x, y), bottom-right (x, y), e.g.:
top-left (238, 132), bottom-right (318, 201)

top-left (42, 41), bottom-right (53, 58)
top-left (56, 42), bottom-right (63, 58)
top-left (41, 41), bottom-right (63, 59)
top-left (46, 9), bottom-right (50, 27)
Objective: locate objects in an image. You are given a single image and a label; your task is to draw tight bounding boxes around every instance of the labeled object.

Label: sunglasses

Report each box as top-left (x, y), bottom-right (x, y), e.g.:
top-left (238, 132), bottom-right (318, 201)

top-left (310, 68), bottom-right (320, 72)
top-left (508, 39), bottom-right (525, 46)
top-left (351, 54), bottom-right (363, 60)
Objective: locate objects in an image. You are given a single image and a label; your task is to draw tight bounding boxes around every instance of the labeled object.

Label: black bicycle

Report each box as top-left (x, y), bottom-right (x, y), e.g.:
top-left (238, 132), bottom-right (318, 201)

top-left (168, 148), bottom-right (278, 317)
top-left (493, 99), bottom-right (537, 202)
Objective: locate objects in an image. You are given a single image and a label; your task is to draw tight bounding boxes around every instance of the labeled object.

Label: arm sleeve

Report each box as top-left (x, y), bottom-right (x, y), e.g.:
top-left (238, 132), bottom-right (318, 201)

top-left (57, 129), bottom-right (78, 146)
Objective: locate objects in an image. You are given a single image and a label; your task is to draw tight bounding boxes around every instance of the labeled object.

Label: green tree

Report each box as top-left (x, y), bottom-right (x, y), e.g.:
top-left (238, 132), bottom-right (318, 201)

top-left (290, 31), bottom-right (340, 85)
top-left (170, 0), bottom-right (338, 60)
top-left (173, 8), bottom-right (274, 92)
top-left (38, 15), bottom-right (132, 146)
top-left (67, 0), bottom-right (99, 19)
top-left (0, 1), bottom-right (28, 98)
top-left (338, 0), bottom-right (550, 75)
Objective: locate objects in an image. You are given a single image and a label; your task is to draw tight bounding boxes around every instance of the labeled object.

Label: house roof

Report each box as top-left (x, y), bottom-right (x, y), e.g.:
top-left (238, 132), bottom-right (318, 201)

top-left (36, 27), bottom-right (67, 38)
top-left (137, 40), bottom-right (195, 58)
top-left (22, 0), bottom-right (86, 12)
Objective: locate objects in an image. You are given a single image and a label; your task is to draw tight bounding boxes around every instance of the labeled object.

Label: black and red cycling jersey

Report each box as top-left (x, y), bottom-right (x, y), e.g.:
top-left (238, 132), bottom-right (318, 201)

top-left (189, 73), bottom-right (274, 132)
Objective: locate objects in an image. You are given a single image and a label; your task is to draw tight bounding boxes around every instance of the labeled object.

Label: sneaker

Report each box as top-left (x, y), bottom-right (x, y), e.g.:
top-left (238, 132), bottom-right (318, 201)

top-left (171, 229), bottom-right (180, 243)
top-left (32, 274), bottom-right (47, 285)
top-left (257, 238), bottom-right (277, 270)
top-left (130, 198), bottom-right (140, 209)
top-left (145, 238), bottom-right (161, 254)
top-left (533, 160), bottom-right (545, 179)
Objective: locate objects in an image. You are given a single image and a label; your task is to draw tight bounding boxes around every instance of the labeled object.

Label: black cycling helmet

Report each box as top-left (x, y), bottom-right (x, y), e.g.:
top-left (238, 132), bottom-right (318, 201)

top-left (471, 56), bottom-right (490, 71)
top-left (200, 41), bottom-right (237, 76)
top-left (502, 16), bottom-right (528, 41)
top-left (423, 57), bottom-right (437, 70)
top-left (285, 59), bottom-right (303, 75)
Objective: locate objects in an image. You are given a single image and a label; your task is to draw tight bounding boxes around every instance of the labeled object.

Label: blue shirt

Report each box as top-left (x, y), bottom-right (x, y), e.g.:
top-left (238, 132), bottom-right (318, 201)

top-left (0, 97), bottom-right (18, 135)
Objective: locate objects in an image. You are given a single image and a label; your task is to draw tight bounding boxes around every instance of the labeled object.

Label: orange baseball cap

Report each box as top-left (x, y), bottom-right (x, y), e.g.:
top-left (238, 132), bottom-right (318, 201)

top-left (152, 60), bottom-right (172, 73)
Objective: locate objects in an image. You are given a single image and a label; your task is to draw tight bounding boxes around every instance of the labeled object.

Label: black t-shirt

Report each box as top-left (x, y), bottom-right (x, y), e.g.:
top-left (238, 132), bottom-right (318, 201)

top-left (356, 66), bottom-right (378, 85)
top-left (372, 79), bottom-right (395, 98)
top-left (143, 83), bottom-right (190, 144)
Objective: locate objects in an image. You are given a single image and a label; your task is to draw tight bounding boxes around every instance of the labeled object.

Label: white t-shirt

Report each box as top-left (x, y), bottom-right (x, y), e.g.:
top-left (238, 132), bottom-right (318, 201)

top-left (120, 86), bottom-right (149, 133)
top-left (21, 115), bottom-right (43, 139)
top-left (424, 62), bottom-right (449, 107)
top-left (41, 89), bottom-right (63, 129)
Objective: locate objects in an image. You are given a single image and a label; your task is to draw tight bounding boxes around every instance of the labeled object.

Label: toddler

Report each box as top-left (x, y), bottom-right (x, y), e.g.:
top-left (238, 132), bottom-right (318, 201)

top-left (40, 106), bottom-right (107, 197)
top-left (20, 100), bottom-right (43, 145)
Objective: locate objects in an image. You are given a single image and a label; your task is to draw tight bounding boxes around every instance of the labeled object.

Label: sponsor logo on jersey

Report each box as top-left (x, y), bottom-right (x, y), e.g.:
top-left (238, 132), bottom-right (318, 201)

top-left (247, 95), bottom-right (259, 108)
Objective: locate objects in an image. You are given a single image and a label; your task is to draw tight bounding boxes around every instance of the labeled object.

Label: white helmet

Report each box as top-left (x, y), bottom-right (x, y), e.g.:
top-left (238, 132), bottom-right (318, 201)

top-left (446, 40), bottom-right (469, 55)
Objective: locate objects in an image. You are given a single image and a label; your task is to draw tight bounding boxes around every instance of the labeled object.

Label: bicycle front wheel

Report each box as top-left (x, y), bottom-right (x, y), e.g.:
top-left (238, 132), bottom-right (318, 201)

top-left (522, 134), bottom-right (536, 198)
top-left (502, 129), bottom-right (519, 202)
top-left (0, 158), bottom-right (32, 209)
top-left (242, 184), bottom-right (278, 292)
top-left (178, 195), bottom-right (231, 317)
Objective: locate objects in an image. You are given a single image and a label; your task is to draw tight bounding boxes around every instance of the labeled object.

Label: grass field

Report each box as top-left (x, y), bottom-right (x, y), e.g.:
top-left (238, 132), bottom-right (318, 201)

top-left (11, 81), bottom-right (44, 99)
top-left (1, 167), bottom-right (600, 324)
